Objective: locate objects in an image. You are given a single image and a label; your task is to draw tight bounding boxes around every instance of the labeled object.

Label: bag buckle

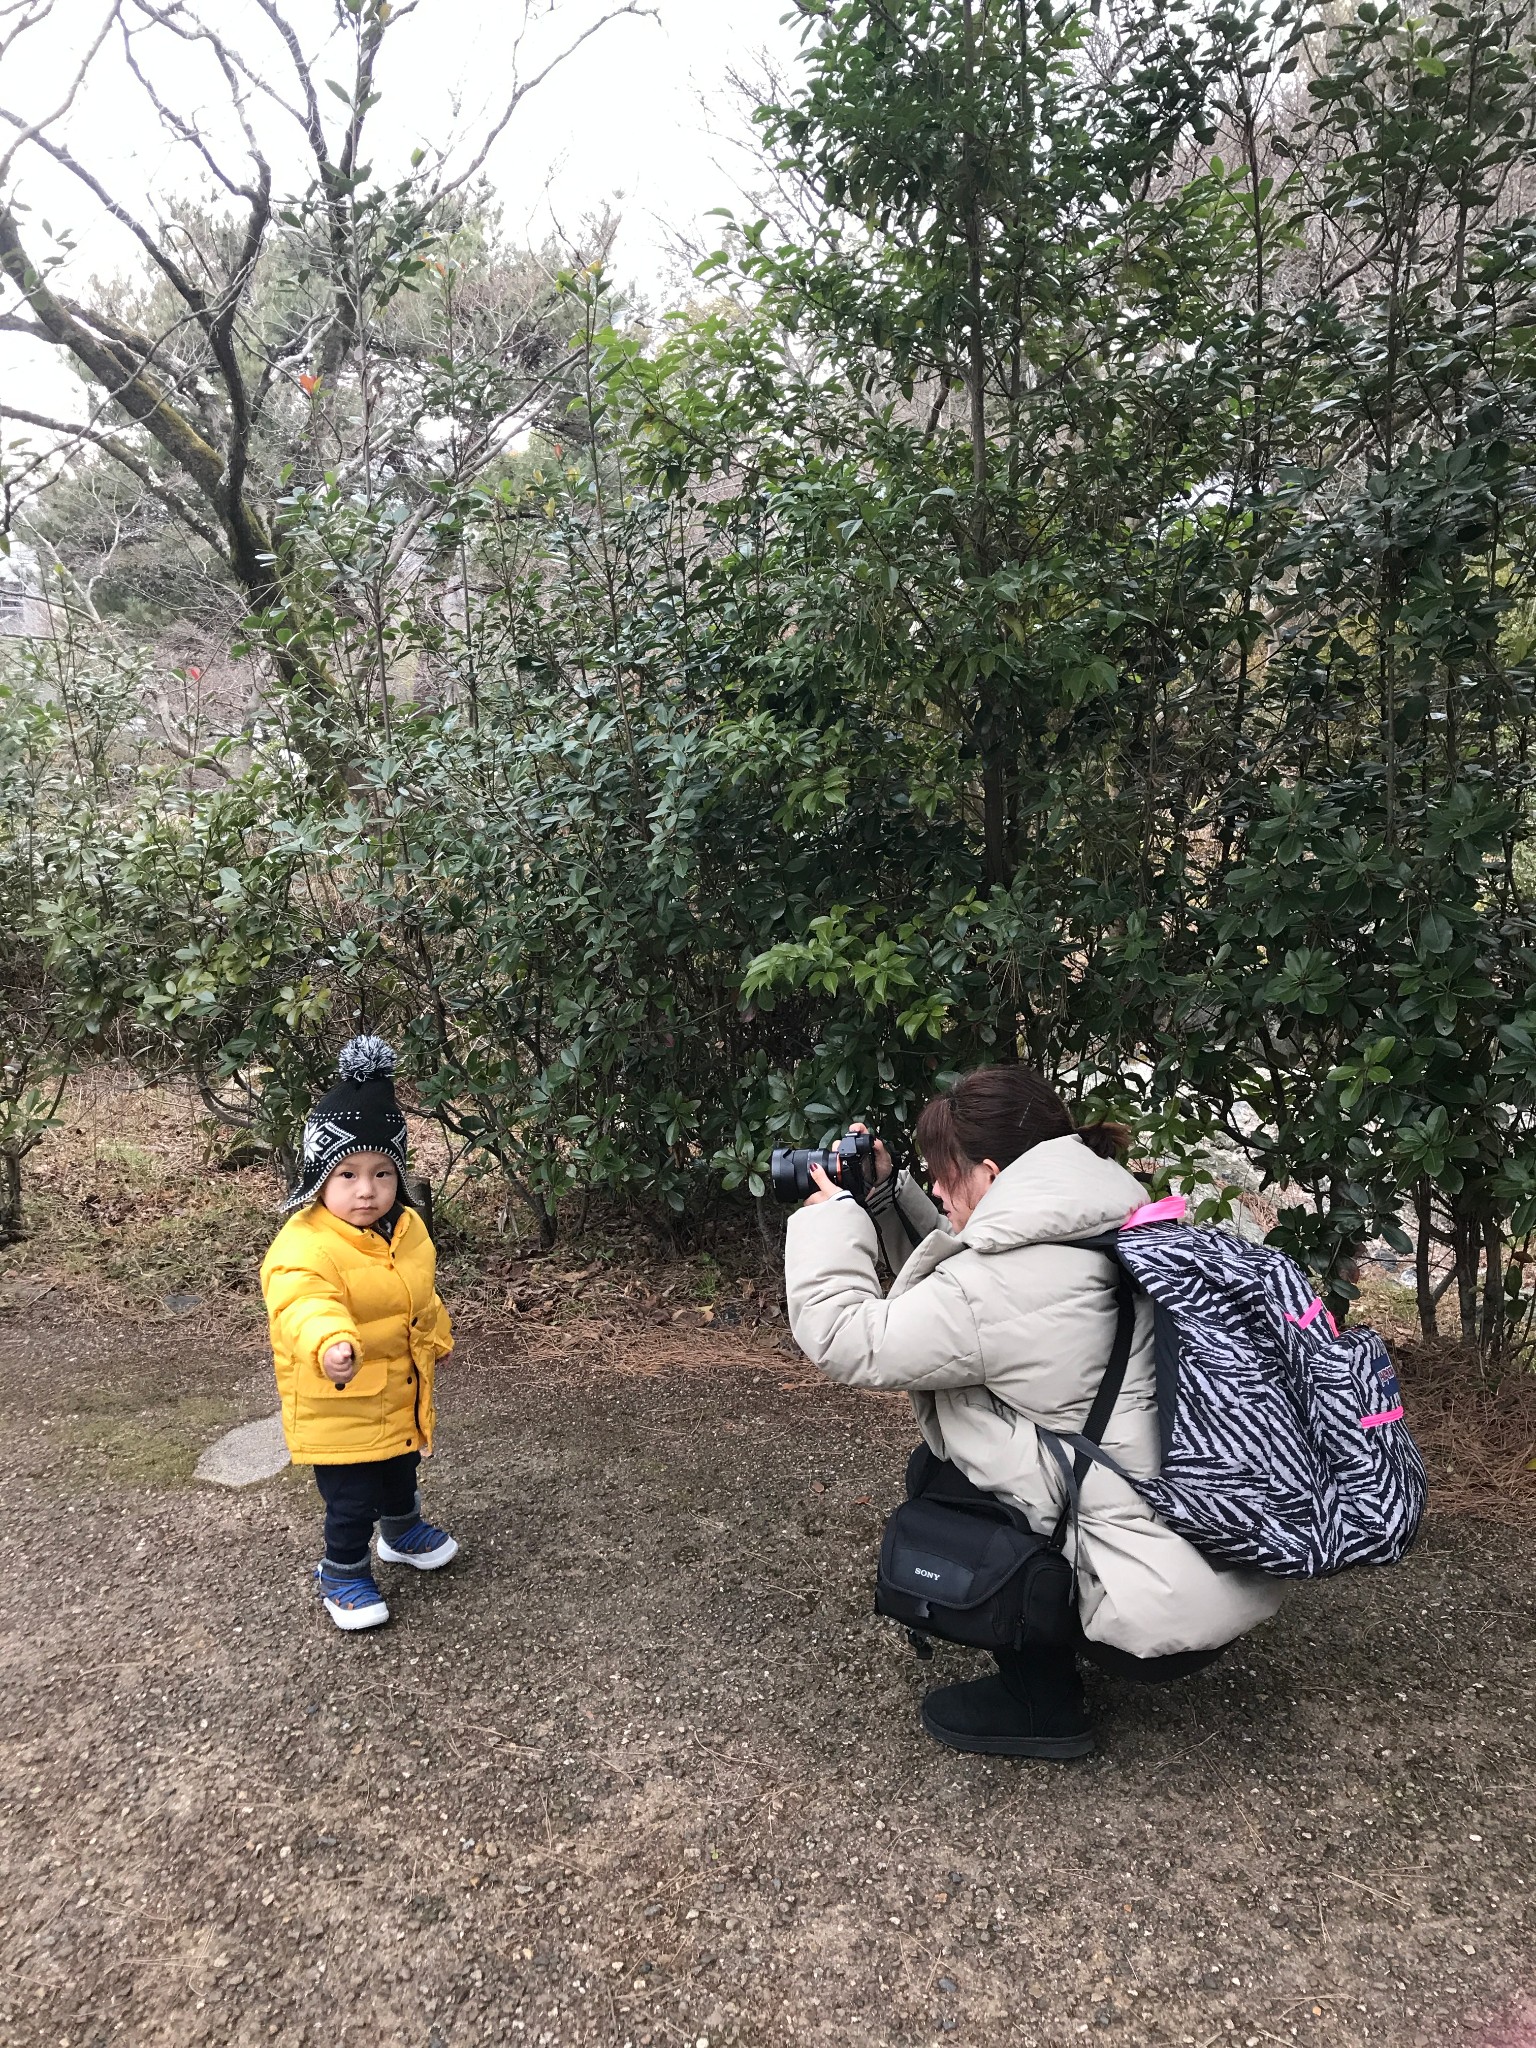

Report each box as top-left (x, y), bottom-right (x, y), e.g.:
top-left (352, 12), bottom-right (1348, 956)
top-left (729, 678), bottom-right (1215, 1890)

top-left (906, 1629), bottom-right (935, 1662)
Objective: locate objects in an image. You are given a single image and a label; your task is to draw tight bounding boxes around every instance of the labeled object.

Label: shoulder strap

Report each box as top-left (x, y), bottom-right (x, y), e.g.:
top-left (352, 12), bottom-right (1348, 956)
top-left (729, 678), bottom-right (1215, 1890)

top-left (1079, 1260), bottom-right (1137, 1453)
top-left (1053, 1431), bottom-right (1138, 1488)
top-left (1045, 1248), bottom-right (1137, 1551)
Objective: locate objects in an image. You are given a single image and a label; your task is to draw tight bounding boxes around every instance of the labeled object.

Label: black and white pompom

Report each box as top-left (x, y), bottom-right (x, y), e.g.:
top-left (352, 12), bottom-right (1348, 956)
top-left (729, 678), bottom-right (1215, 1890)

top-left (336, 1034), bottom-right (396, 1085)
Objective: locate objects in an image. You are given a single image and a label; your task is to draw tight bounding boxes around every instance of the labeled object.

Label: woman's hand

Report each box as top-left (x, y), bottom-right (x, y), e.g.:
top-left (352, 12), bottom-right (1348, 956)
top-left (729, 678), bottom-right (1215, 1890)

top-left (803, 1162), bottom-right (841, 1206)
top-left (848, 1121), bottom-right (894, 1188)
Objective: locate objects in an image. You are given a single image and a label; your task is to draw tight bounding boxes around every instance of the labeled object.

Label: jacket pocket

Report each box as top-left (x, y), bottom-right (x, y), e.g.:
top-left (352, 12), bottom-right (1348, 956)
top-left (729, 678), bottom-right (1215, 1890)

top-left (293, 1361), bottom-right (388, 1455)
top-left (341, 1351), bottom-right (389, 1399)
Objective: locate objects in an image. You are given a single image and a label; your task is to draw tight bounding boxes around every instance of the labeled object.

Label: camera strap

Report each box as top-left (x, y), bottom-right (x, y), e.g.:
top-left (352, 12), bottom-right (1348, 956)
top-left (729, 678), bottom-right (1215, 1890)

top-left (865, 1149), bottom-right (926, 1249)
top-left (890, 1184), bottom-right (925, 1249)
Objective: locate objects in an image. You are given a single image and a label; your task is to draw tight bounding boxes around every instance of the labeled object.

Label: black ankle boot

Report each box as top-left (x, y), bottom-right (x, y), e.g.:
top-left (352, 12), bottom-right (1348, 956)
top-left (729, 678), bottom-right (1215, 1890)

top-left (920, 1646), bottom-right (1094, 1759)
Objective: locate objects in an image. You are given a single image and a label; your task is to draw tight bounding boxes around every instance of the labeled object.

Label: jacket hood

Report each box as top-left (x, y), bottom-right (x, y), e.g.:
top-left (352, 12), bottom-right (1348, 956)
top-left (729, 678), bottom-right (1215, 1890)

top-left (958, 1134), bottom-right (1145, 1254)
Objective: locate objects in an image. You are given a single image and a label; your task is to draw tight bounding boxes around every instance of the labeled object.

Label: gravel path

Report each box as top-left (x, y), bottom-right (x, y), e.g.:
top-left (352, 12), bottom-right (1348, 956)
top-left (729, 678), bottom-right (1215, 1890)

top-left (1, 1305), bottom-right (1533, 2048)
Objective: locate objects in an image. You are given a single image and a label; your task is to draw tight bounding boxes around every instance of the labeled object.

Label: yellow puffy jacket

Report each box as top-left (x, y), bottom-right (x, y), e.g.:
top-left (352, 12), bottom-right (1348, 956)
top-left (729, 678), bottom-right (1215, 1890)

top-left (260, 1202), bottom-right (452, 1465)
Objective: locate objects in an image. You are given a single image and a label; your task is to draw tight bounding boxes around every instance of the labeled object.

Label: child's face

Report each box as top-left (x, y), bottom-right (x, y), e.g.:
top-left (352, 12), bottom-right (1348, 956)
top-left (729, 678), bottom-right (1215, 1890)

top-left (320, 1152), bottom-right (400, 1228)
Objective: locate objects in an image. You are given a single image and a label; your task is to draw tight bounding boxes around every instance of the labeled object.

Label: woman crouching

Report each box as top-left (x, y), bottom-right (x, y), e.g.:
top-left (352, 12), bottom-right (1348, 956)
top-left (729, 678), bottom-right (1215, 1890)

top-left (784, 1065), bottom-right (1283, 1758)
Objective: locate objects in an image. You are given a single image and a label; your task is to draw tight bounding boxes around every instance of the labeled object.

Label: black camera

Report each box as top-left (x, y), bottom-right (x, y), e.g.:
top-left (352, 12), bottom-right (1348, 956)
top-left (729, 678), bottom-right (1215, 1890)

top-left (770, 1130), bottom-right (877, 1206)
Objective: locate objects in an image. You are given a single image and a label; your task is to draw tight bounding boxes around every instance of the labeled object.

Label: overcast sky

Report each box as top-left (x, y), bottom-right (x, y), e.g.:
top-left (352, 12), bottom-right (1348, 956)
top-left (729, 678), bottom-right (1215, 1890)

top-left (1, 0), bottom-right (808, 422)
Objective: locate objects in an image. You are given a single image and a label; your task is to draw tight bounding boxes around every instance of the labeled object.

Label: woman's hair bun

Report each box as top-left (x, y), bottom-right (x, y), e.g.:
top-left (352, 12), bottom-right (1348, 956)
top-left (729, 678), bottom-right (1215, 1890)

top-left (1075, 1119), bottom-right (1131, 1160)
top-left (336, 1034), bottom-right (396, 1084)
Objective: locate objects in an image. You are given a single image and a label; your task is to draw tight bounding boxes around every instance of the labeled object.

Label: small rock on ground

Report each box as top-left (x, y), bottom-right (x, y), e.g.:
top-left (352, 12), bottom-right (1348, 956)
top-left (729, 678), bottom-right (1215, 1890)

top-left (193, 1410), bottom-right (289, 1487)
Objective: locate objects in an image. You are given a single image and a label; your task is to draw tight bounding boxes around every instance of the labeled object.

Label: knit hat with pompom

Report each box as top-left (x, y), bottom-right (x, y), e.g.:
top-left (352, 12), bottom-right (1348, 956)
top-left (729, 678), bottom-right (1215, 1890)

top-left (284, 1036), bottom-right (410, 1211)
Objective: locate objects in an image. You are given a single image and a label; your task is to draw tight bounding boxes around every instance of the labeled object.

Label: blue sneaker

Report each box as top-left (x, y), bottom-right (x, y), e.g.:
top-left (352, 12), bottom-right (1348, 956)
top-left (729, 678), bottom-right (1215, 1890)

top-left (316, 1562), bottom-right (390, 1631)
top-left (376, 1518), bottom-right (459, 1571)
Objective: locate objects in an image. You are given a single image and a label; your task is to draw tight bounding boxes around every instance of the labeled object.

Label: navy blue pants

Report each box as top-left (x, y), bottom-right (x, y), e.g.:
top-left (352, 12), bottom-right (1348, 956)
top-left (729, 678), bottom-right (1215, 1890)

top-left (314, 1451), bottom-right (420, 1569)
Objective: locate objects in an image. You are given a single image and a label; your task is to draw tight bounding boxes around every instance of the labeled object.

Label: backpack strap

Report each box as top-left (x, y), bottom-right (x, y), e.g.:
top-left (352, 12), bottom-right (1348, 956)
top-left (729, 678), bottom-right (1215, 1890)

top-left (1039, 1429), bottom-right (1083, 1532)
top-left (1043, 1250), bottom-right (1138, 1552)
top-left (1077, 1258), bottom-right (1138, 1452)
top-left (1051, 1431), bottom-right (1138, 1489)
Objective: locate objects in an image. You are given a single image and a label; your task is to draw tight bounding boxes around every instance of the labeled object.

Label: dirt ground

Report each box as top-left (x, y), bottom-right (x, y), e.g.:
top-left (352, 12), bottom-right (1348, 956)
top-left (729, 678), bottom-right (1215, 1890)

top-left (1, 1078), bottom-right (1534, 2048)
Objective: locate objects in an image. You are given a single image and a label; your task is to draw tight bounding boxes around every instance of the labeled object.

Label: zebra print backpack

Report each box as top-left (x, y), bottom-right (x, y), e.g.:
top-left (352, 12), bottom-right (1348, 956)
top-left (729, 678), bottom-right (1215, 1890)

top-left (1070, 1196), bottom-right (1428, 1579)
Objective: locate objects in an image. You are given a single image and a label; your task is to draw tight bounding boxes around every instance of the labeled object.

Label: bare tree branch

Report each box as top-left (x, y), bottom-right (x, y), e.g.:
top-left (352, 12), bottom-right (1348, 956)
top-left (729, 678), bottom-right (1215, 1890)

top-left (252, 0), bottom-right (330, 171)
top-left (0, 202), bottom-right (227, 493)
top-left (1, 402), bottom-right (229, 552)
top-left (437, 1), bottom-right (659, 198)
top-left (117, 16), bottom-right (262, 203)
top-left (0, 308), bottom-right (50, 340)
top-left (0, 4), bottom-right (60, 45)
top-left (0, 1), bottom-right (120, 188)
top-left (125, 0), bottom-right (310, 134)
top-left (0, 111), bottom-right (212, 319)
top-left (73, 299), bottom-right (176, 363)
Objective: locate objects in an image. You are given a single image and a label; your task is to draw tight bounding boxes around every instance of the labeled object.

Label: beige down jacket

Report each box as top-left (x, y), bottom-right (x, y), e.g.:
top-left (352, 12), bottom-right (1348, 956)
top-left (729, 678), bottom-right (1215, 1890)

top-left (785, 1134), bottom-right (1285, 1659)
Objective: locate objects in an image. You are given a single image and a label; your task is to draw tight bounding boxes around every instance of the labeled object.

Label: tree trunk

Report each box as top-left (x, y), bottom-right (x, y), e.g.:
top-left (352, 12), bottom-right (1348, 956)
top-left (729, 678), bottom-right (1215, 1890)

top-left (1414, 1177), bottom-right (1437, 1339)
top-left (1453, 1206), bottom-right (1479, 1345)
top-left (0, 1150), bottom-right (23, 1245)
top-left (1479, 1210), bottom-right (1503, 1366)
top-left (959, 0), bottom-right (1013, 903)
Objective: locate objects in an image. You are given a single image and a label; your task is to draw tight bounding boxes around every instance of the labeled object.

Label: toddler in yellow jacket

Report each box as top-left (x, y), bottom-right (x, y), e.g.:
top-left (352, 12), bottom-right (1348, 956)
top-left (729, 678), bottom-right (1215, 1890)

top-left (261, 1037), bottom-right (457, 1631)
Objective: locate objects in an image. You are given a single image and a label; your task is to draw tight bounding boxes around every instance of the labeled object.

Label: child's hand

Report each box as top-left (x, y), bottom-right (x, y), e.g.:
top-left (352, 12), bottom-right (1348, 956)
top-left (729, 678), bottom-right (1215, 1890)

top-left (322, 1340), bottom-right (357, 1386)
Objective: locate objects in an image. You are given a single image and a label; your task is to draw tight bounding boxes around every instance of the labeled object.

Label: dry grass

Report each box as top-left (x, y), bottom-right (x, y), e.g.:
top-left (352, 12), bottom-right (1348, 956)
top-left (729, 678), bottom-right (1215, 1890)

top-left (0, 1064), bottom-right (278, 1330)
top-left (1326, 1270), bottom-right (1536, 1528)
top-left (1397, 1337), bottom-right (1536, 1525)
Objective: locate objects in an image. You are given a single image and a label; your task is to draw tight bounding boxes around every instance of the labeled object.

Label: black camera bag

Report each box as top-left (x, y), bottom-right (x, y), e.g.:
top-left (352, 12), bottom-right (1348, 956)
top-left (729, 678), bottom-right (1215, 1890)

top-left (874, 1248), bottom-right (1136, 1656)
top-left (876, 1454), bottom-right (1077, 1650)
